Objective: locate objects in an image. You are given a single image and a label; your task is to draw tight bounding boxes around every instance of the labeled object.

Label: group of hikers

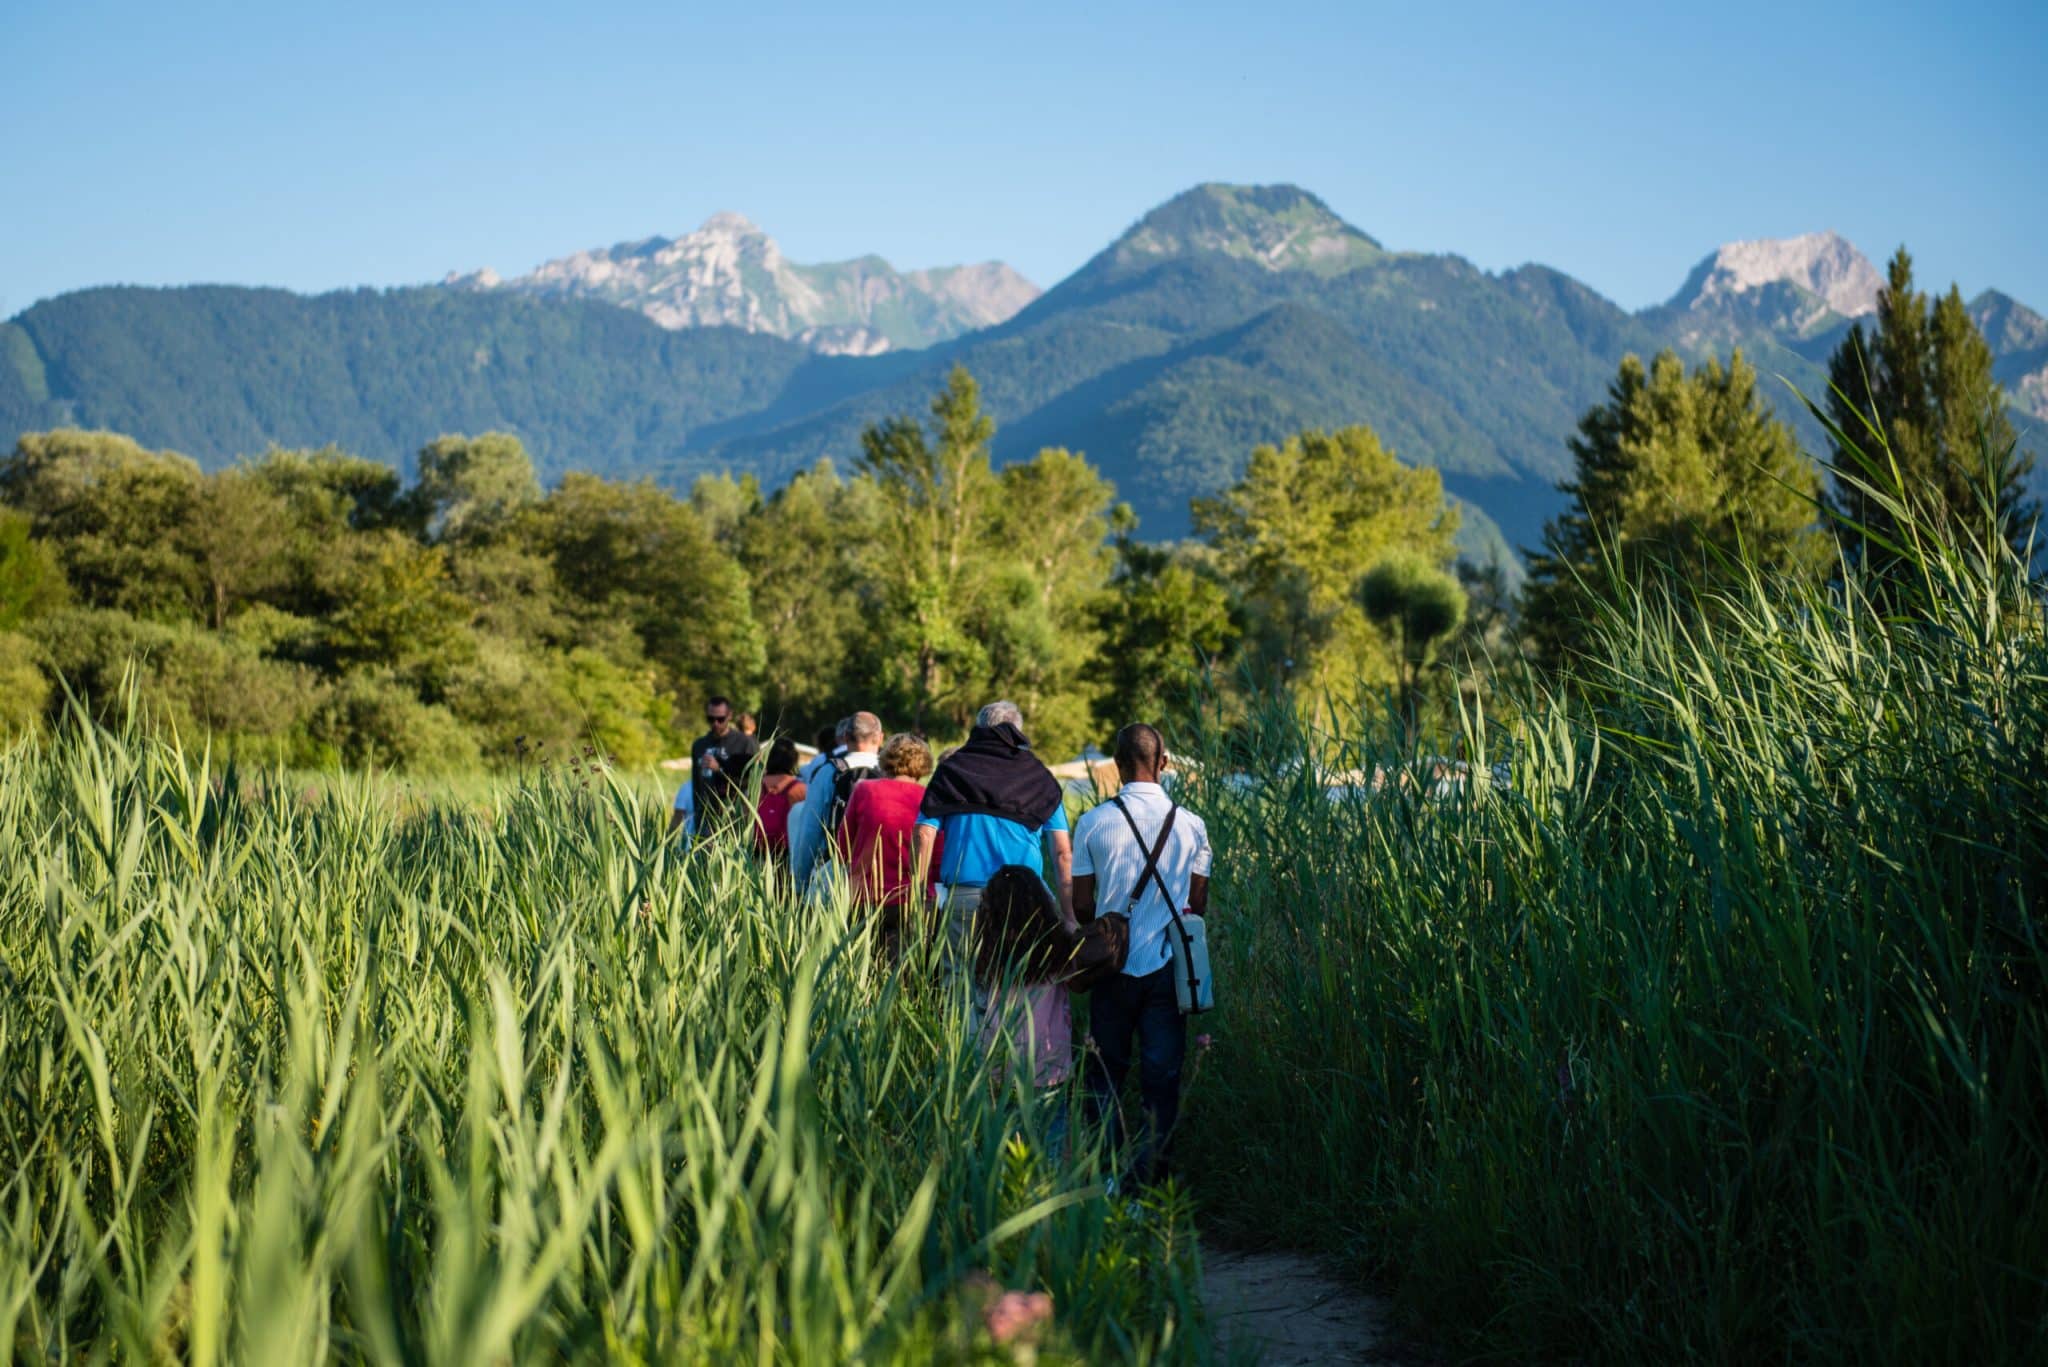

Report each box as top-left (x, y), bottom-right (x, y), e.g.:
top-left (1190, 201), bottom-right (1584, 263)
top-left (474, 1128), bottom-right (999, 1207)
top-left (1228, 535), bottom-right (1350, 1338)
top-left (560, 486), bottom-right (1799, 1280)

top-left (669, 696), bottom-right (1213, 1187)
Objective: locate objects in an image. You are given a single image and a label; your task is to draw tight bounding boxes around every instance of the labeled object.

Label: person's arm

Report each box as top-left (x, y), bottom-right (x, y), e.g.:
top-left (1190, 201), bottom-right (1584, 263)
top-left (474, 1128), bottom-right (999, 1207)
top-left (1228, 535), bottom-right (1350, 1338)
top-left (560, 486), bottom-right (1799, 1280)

top-left (1187, 816), bottom-right (1213, 915)
top-left (788, 780), bottom-right (831, 893)
top-left (913, 821), bottom-right (938, 898)
top-left (1047, 829), bottom-right (1074, 929)
top-left (1068, 811), bottom-right (1096, 924)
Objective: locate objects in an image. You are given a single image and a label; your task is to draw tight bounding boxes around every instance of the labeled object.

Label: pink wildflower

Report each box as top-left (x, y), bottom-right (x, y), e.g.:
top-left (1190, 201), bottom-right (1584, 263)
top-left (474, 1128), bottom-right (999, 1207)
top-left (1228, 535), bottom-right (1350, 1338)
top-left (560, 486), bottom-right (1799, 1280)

top-left (984, 1290), bottom-right (1053, 1346)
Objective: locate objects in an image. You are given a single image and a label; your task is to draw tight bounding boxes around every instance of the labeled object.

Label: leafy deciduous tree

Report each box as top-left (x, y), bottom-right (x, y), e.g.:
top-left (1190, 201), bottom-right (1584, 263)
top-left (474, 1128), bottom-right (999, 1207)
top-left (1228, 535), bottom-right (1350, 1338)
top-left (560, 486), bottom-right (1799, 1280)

top-left (0, 429), bottom-right (201, 619)
top-left (857, 365), bottom-right (1005, 734)
top-left (1195, 425), bottom-right (1457, 713)
top-left (734, 461), bottom-right (879, 731)
top-left (184, 469), bottom-right (289, 630)
top-left (1092, 538), bottom-right (1237, 735)
top-left (1358, 551), bottom-right (1467, 735)
top-left (413, 432), bottom-right (541, 545)
top-left (532, 473), bottom-right (764, 714)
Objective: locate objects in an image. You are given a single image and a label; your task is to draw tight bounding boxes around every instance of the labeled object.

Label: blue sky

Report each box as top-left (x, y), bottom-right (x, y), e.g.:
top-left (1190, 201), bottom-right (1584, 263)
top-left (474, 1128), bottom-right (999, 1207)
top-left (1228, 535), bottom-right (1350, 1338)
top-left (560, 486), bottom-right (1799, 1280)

top-left (3, 0), bottom-right (2043, 316)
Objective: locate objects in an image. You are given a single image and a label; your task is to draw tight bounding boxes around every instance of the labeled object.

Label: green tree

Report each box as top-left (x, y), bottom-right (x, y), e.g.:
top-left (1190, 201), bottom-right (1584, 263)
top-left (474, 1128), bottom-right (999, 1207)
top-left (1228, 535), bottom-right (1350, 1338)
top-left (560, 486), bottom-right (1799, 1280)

top-left (982, 447), bottom-right (1122, 755)
top-left (1358, 551), bottom-right (1467, 736)
top-left (183, 469), bottom-right (289, 630)
top-left (251, 445), bottom-right (416, 536)
top-left (1522, 349), bottom-right (1822, 667)
top-left (732, 460), bottom-right (880, 733)
top-left (857, 365), bottom-right (1005, 733)
top-left (1825, 248), bottom-right (2037, 575)
top-left (0, 508), bottom-right (67, 631)
top-left (691, 471), bottom-right (765, 554)
top-left (1092, 538), bottom-right (1237, 735)
top-left (0, 430), bottom-right (201, 620)
top-left (530, 474), bottom-right (764, 714)
top-left (1194, 425), bottom-right (1457, 712)
top-left (413, 432), bottom-right (541, 545)
top-left (326, 533), bottom-right (474, 694)
top-left (248, 447), bottom-right (422, 626)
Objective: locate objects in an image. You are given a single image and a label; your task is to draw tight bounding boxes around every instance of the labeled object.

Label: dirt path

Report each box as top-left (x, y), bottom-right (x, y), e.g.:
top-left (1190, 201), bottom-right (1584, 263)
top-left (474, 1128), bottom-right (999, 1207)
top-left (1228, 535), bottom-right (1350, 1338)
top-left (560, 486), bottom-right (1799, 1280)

top-left (1201, 1245), bottom-right (1408, 1365)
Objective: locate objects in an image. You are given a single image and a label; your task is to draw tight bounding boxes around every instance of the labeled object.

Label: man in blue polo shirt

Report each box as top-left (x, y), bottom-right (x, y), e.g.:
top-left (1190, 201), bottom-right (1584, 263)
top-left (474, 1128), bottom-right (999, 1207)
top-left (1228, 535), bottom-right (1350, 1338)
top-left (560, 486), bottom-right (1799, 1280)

top-left (914, 700), bottom-right (1073, 975)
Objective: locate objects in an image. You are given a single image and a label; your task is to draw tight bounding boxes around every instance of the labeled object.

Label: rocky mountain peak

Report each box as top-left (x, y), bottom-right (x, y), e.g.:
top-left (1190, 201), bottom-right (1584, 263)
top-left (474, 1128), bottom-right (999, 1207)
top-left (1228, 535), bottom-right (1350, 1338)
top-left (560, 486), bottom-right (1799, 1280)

top-left (442, 215), bottom-right (1036, 355)
top-left (1669, 231), bottom-right (1883, 319)
top-left (698, 210), bottom-right (765, 238)
top-left (1970, 289), bottom-right (2048, 353)
top-left (1103, 183), bottom-right (1384, 276)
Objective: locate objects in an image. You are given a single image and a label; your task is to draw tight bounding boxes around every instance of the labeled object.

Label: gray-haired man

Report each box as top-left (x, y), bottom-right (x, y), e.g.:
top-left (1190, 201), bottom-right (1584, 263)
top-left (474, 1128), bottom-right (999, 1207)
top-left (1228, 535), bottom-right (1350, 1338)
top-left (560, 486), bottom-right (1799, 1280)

top-left (914, 700), bottom-right (1074, 968)
top-left (790, 710), bottom-right (884, 894)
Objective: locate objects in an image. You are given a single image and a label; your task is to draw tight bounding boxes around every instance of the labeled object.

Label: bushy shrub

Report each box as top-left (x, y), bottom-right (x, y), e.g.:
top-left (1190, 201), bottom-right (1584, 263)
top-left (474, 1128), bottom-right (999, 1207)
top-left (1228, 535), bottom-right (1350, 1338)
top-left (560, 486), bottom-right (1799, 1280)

top-left (0, 507), bottom-right (67, 630)
top-left (222, 601), bottom-right (322, 658)
top-left (308, 670), bottom-right (481, 772)
top-left (556, 646), bottom-right (672, 767)
top-left (28, 605), bottom-right (318, 756)
top-left (442, 637), bottom-right (583, 763)
top-left (0, 630), bottom-right (48, 737)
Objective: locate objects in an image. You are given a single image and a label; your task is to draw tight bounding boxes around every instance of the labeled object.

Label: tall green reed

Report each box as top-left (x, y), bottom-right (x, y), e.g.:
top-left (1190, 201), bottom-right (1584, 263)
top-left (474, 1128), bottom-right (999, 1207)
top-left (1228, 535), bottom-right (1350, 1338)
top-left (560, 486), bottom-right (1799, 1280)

top-left (1174, 429), bottom-right (2046, 1361)
top-left (0, 698), bottom-right (1206, 1362)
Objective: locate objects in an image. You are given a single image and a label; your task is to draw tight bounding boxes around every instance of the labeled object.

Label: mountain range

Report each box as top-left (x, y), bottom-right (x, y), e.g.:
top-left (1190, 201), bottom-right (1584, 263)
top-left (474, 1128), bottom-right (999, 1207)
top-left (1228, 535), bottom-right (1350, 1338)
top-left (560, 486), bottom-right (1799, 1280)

top-left (444, 212), bottom-right (1040, 355)
top-left (3, 183), bottom-right (2042, 562)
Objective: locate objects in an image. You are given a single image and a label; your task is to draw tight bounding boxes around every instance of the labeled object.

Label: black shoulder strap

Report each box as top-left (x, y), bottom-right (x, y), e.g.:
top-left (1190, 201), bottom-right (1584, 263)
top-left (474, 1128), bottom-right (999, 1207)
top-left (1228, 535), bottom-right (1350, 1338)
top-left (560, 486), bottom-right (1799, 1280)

top-left (829, 758), bottom-right (864, 823)
top-left (1111, 797), bottom-right (1179, 914)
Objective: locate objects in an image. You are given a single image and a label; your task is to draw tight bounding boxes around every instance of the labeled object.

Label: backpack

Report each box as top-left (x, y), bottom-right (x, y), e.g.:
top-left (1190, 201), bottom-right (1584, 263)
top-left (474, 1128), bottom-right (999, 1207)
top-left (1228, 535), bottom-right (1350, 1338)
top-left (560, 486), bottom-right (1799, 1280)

top-left (754, 777), bottom-right (799, 855)
top-left (827, 756), bottom-right (873, 834)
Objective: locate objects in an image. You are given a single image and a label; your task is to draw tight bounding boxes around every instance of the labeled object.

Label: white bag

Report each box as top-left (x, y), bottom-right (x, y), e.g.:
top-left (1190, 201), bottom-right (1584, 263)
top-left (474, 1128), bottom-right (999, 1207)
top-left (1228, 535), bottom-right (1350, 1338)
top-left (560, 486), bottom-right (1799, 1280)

top-left (1165, 908), bottom-right (1213, 1015)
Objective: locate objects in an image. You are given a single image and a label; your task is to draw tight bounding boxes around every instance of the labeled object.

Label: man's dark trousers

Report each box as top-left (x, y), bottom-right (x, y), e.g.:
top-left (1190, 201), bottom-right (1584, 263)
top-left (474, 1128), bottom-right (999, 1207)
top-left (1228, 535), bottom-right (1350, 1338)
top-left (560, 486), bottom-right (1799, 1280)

top-left (1085, 964), bottom-right (1186, 1185)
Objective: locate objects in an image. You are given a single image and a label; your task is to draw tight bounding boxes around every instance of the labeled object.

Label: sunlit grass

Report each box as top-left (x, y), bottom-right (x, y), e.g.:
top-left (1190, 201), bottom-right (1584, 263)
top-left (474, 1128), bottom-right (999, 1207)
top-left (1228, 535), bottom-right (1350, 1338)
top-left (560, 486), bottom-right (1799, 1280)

top-left (0, 710), bottom-right (1207, 1363)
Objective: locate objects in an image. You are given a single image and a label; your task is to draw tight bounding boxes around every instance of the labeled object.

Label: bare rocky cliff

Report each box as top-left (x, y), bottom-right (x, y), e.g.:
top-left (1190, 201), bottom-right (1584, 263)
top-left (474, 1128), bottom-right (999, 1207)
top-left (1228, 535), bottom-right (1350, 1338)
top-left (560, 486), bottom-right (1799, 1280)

top-left (446, 213), bottom-right (1038, 355)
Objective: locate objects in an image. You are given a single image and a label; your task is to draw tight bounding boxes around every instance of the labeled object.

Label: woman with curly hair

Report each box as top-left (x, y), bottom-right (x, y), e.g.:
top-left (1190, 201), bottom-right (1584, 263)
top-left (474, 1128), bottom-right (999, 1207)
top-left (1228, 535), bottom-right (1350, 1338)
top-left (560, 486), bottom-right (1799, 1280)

top-left (836, 732), bottom-right (942, 957)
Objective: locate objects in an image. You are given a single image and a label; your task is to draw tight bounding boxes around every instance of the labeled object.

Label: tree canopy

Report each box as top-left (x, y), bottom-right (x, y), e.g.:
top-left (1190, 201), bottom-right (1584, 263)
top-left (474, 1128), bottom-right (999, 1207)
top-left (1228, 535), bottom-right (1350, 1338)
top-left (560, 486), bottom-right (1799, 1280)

top-left (1194, 424), bottom-right (1457, 715)
top-left (1521, 349), bottom-right (1822, 666)
top-left (1824, 248), bottom-right (2038, 579)
top-left (3, 331), bottom-right (1875, 760)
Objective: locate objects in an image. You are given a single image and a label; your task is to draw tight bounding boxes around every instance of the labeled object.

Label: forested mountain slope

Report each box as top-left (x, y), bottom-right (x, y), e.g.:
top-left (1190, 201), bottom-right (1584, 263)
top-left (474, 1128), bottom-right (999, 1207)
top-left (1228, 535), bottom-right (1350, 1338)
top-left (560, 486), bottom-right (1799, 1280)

top-left (0, 286), bottom-right (821, 485)
top-left (6, 184), bottom-right (2041, 560)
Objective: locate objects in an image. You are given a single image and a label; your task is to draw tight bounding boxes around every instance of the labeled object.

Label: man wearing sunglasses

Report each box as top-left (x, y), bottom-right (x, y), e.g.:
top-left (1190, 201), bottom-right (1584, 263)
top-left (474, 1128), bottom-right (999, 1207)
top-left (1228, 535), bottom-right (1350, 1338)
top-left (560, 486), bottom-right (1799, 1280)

top-left (679, 695), bottom-right (760, 840)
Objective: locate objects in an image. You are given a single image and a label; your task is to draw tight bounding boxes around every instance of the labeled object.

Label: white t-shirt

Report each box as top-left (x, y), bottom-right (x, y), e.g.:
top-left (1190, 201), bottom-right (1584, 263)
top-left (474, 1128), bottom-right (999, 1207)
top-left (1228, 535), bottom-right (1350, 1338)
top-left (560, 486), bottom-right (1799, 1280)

top-left (1071, 781), bottom-right (1212, 977)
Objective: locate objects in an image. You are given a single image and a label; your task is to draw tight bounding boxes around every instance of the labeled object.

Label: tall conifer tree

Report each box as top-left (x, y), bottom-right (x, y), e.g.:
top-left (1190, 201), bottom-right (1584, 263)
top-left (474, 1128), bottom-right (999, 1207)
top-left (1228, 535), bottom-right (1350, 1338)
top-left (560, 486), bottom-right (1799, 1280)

top-left (1522, 349), bottom-right (1821, 667)
top-left (1824, 248), bottom-right (2036, 573)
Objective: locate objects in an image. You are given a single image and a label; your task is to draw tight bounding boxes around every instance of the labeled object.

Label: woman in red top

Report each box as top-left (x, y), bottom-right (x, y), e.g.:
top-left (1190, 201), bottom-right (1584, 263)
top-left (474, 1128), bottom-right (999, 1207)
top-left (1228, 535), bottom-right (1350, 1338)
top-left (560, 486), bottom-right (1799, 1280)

top-left (837, 732), bottom-right (940, 959)
top-left (752, 736), bottom-right (808, 862)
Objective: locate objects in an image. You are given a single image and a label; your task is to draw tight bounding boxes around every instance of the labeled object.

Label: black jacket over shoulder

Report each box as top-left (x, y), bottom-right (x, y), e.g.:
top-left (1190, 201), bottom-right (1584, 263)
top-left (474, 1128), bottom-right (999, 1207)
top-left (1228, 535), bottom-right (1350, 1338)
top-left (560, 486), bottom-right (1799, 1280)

top-left (919, 723), bottom-right (1063, 828)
